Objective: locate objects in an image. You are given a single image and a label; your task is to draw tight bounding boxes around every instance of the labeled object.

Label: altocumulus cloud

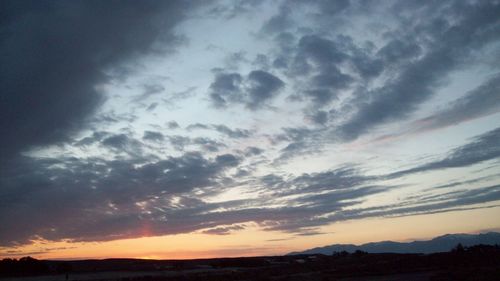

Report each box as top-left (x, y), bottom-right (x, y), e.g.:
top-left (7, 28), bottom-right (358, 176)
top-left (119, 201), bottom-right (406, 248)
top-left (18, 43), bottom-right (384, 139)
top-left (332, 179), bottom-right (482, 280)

top-left (0, 0), bottom-right (193, 166)
top-left (1, 0), bottom-right (500, 248)
top-left (1, 128), bottom-right (500, 245)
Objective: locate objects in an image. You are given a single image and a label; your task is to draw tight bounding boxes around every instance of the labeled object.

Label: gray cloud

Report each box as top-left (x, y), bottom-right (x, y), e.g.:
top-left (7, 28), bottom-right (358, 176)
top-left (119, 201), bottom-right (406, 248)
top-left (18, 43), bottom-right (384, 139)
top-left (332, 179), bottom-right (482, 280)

top-left (389, 127), bottom-right (500, 178)
top-left (413, 73), bottom-right (500, 132)
top-left (246, 70), bottom-right (285, 109)
top-left (209, 72), bottom-right (244, 108)
top-left (166, 121), bottom-right (180, 129)
top-left (337, 1), bottom-right (500, 140)
top-left (0, 151), bottom-right (241, 246)
top-left (244, 146), bottom-right (264, 157)
top-left (2, 0), bottom-right (499, 250)
top-left (0, 0), bottom-right (191, 165)
top-left (193, 137), bottom-right (227, 152)
top-left (209, 70), bottom-right (284, 110)
top-left (2, 134), bottom-right (499, 246)
top-left (341, 184), bottom-right (500, 221)
top-left (201, 224), bottom-right (246, 235)
top-left (212, 124), bottom-right (252, 138)
top-left (187, 123), bottom-right (252, 138)
top-left (168, 135), bottom-right (192, 151)
top-left (143, 131), bottom-right (165, 143)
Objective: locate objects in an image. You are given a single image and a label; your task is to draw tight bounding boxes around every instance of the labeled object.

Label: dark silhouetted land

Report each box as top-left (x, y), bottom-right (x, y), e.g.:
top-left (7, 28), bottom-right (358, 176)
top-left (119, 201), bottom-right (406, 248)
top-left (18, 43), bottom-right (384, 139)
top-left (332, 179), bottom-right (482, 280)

top-left (2, 244), bottom-right (500, 281)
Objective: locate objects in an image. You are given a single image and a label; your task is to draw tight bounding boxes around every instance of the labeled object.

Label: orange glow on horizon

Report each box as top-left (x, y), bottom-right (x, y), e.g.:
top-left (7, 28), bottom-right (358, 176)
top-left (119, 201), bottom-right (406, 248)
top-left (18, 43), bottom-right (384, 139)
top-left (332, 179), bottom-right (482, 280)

top-left (2, 205), bottom-right (500, 260)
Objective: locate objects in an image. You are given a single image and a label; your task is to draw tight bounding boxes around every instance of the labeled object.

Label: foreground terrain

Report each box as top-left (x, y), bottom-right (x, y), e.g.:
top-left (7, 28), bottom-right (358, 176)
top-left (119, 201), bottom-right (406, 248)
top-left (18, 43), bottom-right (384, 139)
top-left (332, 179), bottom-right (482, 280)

top-left (1, 245), bottom-right (500, 281)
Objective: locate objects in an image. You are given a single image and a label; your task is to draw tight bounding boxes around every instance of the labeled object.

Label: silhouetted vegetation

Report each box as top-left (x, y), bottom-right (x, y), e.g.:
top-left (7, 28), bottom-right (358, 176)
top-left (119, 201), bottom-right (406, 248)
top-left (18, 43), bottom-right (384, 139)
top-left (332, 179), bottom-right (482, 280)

top-left (2, 244), bottom-right (500, 280)
top-left (0, 256), bottom-right (49, 277)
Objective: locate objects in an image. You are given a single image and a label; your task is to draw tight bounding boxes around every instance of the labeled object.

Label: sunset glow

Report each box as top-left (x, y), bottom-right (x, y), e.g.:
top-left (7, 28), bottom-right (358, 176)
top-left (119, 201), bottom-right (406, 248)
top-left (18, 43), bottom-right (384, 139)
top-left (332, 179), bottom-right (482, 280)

top-left (1, 0), bottom-right (499, 261)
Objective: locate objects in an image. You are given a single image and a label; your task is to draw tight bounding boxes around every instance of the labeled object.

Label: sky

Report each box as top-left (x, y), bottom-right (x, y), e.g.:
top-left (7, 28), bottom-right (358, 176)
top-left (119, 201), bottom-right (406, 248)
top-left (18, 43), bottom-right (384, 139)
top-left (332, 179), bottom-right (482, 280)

top-left (1, 0), bottom-right (500, 260)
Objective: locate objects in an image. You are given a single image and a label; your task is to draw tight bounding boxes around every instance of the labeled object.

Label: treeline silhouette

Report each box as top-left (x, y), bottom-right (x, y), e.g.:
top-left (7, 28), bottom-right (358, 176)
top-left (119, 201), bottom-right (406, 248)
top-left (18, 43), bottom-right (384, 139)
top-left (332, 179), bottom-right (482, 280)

top-left (0, 256), bottom-right (50, 277)
top-left (0, 256), bottom-right (72, 277)
top-left (1, 244), bottom-right (499, 280)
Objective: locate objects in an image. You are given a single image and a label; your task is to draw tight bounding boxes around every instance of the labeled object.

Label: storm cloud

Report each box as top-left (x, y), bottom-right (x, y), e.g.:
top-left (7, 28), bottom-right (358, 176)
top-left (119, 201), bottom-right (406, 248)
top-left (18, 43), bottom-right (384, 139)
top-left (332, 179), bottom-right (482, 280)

top-left (1, 0), bottom-right (499, 251)
top-left (209, 70), bottom-right (284, 110)
top-left (0, 0), bottom-right (191, 164)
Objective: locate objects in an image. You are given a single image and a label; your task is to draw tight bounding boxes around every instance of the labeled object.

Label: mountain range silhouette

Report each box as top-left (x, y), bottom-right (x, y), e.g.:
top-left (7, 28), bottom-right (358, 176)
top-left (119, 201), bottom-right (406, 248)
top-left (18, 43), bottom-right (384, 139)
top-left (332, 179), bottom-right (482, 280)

top-left (288, 232), bottom-right (500, 255)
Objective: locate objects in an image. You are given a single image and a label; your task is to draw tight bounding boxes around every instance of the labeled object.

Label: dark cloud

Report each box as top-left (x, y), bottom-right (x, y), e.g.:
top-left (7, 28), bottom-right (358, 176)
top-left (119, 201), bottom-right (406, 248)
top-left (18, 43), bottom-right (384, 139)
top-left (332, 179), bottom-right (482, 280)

top-left (166, 121), bottom-right (180, 129)
top-left (212, 124), bottom-right (252, 138)
top-left (165, 134), bottom-right (229, 152)
top-left (341, 184), bottom-right (500, 220)
top-left (246, 70), bottom-right (285, 109)
top-left (337, 1), bottom-right (500, 140)
top-left (1, 137), bottom-right (498, 246)
top-left (377, 39), bottom-right (422, 65)
top-left (146, 102), bottom-right (159, 111)
top-left (100, 133), bottom-right (144, 157)
top-left (0, 0), bottom-right (191, 164)
top-left (143, 131), bottom-right (165, 142)
top-left (284, 166), bottom-right (373, 195)
top-left (187, 123), bottom-right (252, 138)
top-left (433, 174), bottom-right (500, 190)
top-left (186, 123), bottom-right (211, 130)
top-left (271, 126), bottom-right (326, 163)
top-left (209, 70), bottom-right (284, 110)
top-left (168, 135), bottom-right (191, 151)
top-left (224, 51), bottom-right (249, 70)
top-left (75, 131), bottom-right (110, 147)
top-left (193, 137), bottom-right (227, 152)
top-left (259, 1), bottom-right (498, 139)
top-left (206, 0), bottom-right (265, 19)
top-left (162, 86), bottom-right (197, 106)
top-left (412, 73), bottom-right (500, 132)
top-left (0, 157), bottom-right (385, 245)
top-left (2, 0), bottom-right (499, 250)
top-left (137, 83), bottom-right (165, 101)
top-left (0, 152), bottom-right (241, 246)
top-left (244, 146), bottom-right (264, 157)
top-left (201, 224), bottom-right (245, 235)
top-left (309, 110), bottom-right (328, 125)
top-left (260, 5), bottom-right (293, 35)
top-left (252, 54), bottom-right (271, 69)
top-left (209, 72), bottom-right (244, 108)
top-left (389, 127), bottom-right (500, 178)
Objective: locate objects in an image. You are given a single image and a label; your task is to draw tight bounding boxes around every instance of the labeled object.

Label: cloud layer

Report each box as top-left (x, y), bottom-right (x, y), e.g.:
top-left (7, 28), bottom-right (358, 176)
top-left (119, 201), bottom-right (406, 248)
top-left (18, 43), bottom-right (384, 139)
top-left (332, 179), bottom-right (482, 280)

top-left (1, 0), bottom-right (499, 249)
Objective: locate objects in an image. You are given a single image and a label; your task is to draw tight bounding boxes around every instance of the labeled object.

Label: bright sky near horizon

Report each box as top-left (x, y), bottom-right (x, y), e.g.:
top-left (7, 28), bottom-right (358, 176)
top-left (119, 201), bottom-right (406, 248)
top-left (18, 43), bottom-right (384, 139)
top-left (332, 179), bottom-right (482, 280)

top-left (1, 0), bottom-right (500, 259)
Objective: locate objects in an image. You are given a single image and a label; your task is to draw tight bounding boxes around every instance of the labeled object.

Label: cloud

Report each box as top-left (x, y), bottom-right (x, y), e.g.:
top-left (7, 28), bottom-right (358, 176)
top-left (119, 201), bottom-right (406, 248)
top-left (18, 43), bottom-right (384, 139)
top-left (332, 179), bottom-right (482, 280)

top-left (337, 1), bottom-right (500, 140)
top-left (270, 126), bottom-right (325, 163)
top-left (209, 70), bottom-right (284, 110)
top-left (1, 0), bottom-right (499, 250)
top-left (0, 0), bottom-right (192, 165)
top-left (244, 146), bottom-right (264, 157)
top-left (372, 73), bottom-right (500, 143)
top-left (143, 131), bottom-right (165, 143)
top-left (342, 184), bottom-right (500, 220)
top-left (166, 121), bottom-right (180, 129)
top-left (209, 72), bottom-right (244, 108)
top-left (1, 134), bottom-right (498, 246)
top-left (260, 1), bottom-right (499, 140)
top-left (0, 152), bottom-right (241, 246)
top-left (187, 123), bottom-right (252, 138)
top-left (164, 134), bottom-right (229, 152)
top-left (168, 135), bottom-right (192, 150)
top-left (193, 137), bottom-right (227, 152)
top-left (389, 127), bottom-right (500, 178)
top-left (246, 70), bottom-right (285, 109)
top-left (413, 73), bottom-right (500, 132)
top-left (201, 224), bottom-right (246, 235)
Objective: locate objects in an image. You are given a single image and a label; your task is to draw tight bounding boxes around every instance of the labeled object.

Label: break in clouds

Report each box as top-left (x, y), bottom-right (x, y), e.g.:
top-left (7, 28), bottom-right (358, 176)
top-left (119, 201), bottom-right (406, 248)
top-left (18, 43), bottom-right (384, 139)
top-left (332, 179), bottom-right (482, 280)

top-left (1, 0), bottom-right (500, 247)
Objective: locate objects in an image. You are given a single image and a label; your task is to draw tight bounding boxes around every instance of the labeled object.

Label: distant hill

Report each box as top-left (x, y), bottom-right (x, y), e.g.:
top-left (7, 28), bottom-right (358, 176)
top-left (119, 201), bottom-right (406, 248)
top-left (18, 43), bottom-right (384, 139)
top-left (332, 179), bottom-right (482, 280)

top-left (288, 232), bottom-right (500, 255)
